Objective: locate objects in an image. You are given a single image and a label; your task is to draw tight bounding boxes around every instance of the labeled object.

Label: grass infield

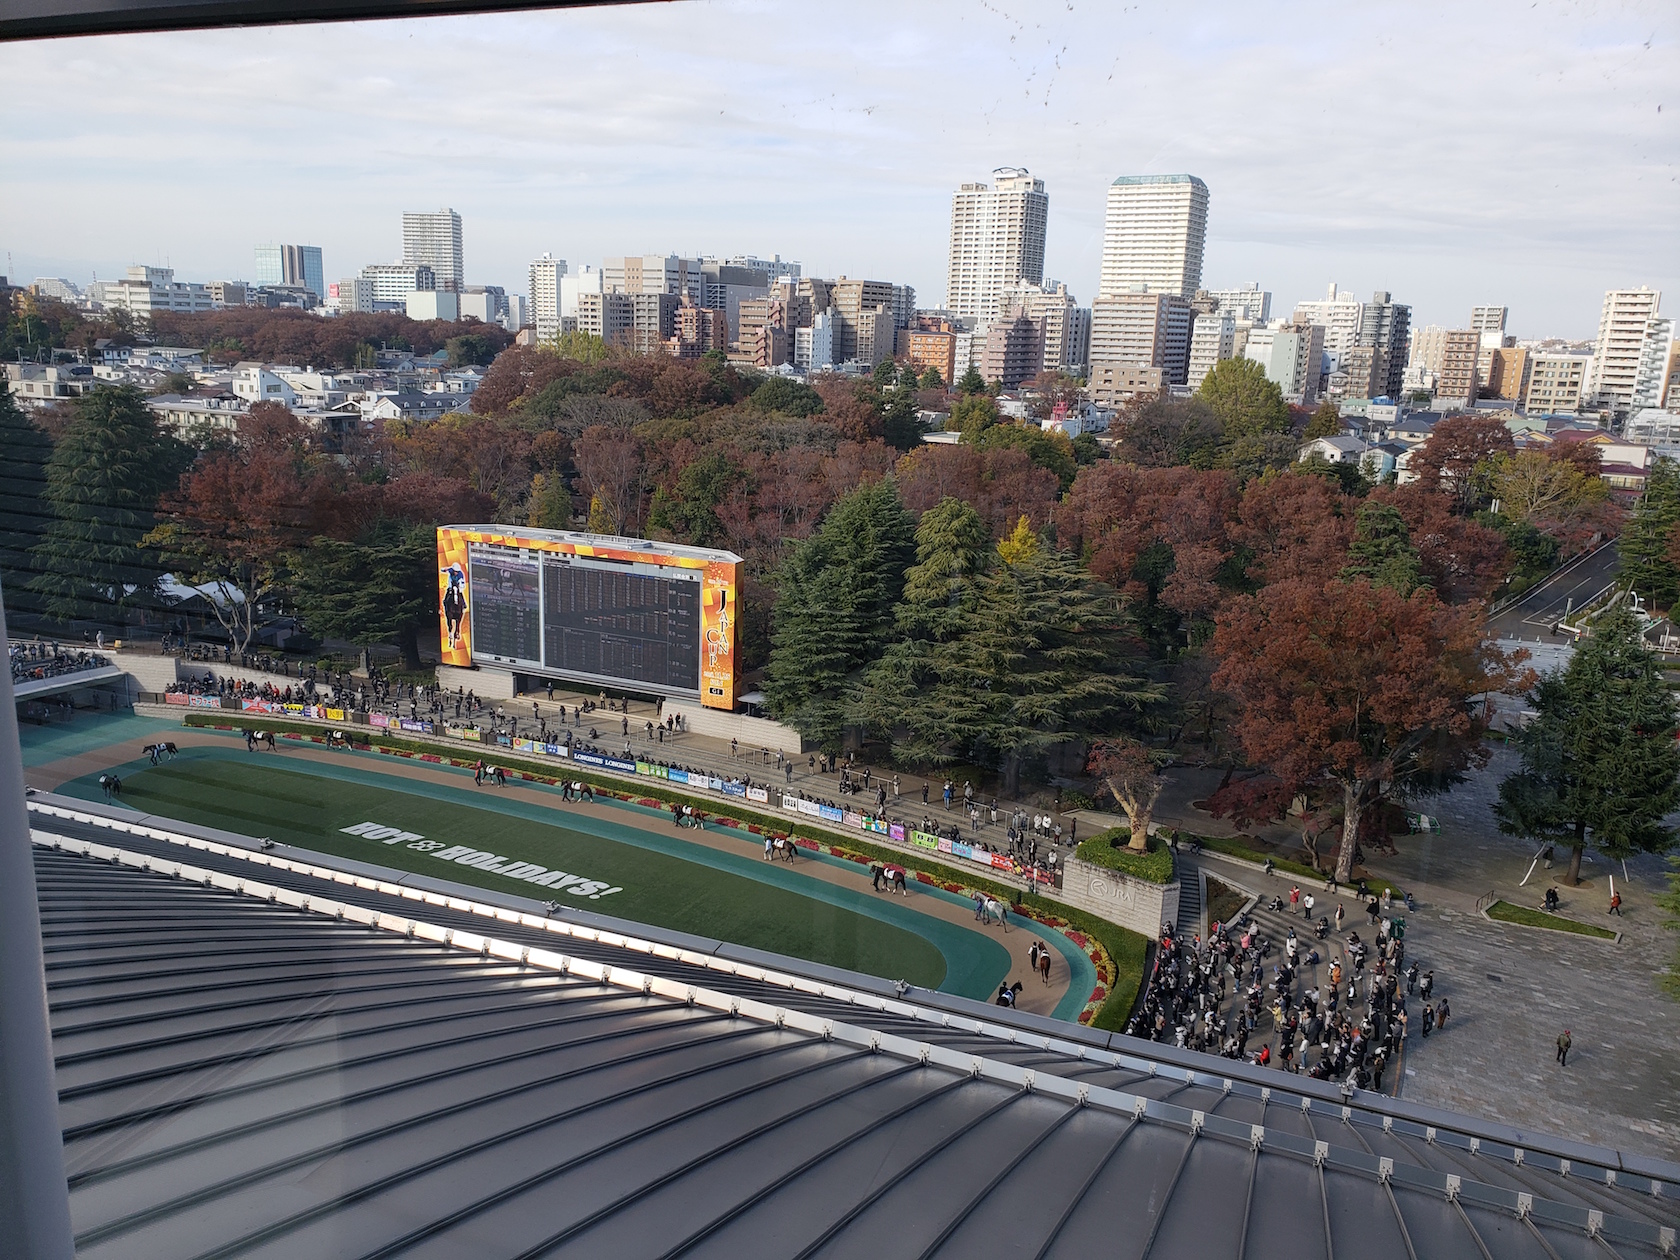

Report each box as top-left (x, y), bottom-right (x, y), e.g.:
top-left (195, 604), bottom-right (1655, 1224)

top-left (60, 748), bottom-right (1080, 1002)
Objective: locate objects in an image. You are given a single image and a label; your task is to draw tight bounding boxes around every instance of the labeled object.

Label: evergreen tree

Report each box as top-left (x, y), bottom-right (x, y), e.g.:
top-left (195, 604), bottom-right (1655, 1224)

top-left (851, 498), bottom-right (992, 763)
top-left (1304, 400), bottom-right (1343, 440)
top-left (1341, 502), bottom-right (1426, 595)
top-left (882, 387), bottom-right (925, 451)
top-left (942, 546), bottom-right (1161, 796)
top-left (0, 381), bottom-right (54, 618)
top-left (292, 520), bottom-right (437, 671)
top-left (956, 363), bottom-right (987, 396)
top-left (762, 479), bottom-right (916, 750)
top-left (1620, 458), bottom-right (1680, 612)
top-left (29, 385), bottom-right (192, 623)
top-left (1196, 356), bottom-right (1290, 441)
top-left (1495, 604), bottom-right (1680, 884)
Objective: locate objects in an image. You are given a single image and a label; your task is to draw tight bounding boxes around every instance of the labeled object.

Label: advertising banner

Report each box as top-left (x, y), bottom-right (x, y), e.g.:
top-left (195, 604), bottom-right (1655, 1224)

top-left (890, 824), bottom-right (906, 842)
top-left (573, 751), bottom-right (606, 768)
top-left (460, 727), bottom-right (481, 742)
top-left (399, 718), bottom-right (432, 734)
top-left (188, 694), bottom-right (222, 709)
top-left (700, 558), bottom-right (740, 710)
top-left (368, 713), bottom-right (391, 728)
top-left (721, 781), bottom-right (746, 798)
top-left (164, 692), bottom-right (188, 706)
top-left (670, 769), bottom-right (691, 786)
top-left (797, 799), bottom-right (821, 817)
top-left (602, 755), bottom-right (636, 773)
top-left (843, 810), bottom-right (864, 828)
top-left (325, 708), bottom-right (345, 722)
top-left (746, 786), bottom-right (769, 804)
top-left (910, 831), bottom-right (940, 850)
top-left (818, 804), bottom-right (844, 822)
top-left (513, 737), bottom-right (537, 753)
top-left (436, 529), bottom-right (473, 667)
top-left (544, 743), bottom-right (568, 758)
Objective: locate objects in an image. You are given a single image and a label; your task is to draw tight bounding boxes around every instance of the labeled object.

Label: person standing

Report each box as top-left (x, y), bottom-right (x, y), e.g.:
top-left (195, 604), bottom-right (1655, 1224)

top-left (1303, 891), bottom-right (1315, 921)
top-left (1556, 1030), bottom-right (1572, 1066)
top-left (1435, 997), bottom-right (1450, 1031)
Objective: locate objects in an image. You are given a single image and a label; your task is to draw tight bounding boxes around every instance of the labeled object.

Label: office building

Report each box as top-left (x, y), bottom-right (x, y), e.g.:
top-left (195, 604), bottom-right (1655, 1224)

top-left (30, 277), bottom-right (80, 301)
top-left (254, 244), bottom-right (324, 299)
top-left (1199, 283), bottom-right (1271, 323)
top-left (101, 265), bottom-right (217, 316)
top-left (604, 255), bottom-right (702, 300)
top-left (1524, 352), bottom-right (1589, 415)
top-left (1435, 330), bottom-right (1482, 407)
top-left (406, 290), bottom-right (459, 323)
top-left (1067, 307), bottom-right (1091, 375)
top-left (560, 265), bottom-right (602, 321)
top-left (1088, 361), bottom-right (1165, 407)
top-left (1243, 322), bottom-right (1326, 405)
top-left (946, 167), bottom-right (1049, 323)
top-left (1631, 316), bottom-right (1677, 413)
top-left (1099, 174), bottom-right (1209, 298)
top-left (402, 208), bottom-right (464, 292)
top-left (206, 280), bottom-right (246, 308)
top-left (459, 286), bottom-right (508, 326)
top-left (1292, 283), bottom-right (1365, 355)
top-left (1186, 312), bottom-right (1236, 391)
top-left (1589, 287), bottom-right (1662, 415)
top-left (702, 254), bottom-right (801, 283)
top-left (980, 311), bottom-right (1044, 389)
top-left (329, 277), bottom-right (374, 314)
top-left (529, 254), bottom-right (567, 341)
top-left (830, 278), bottom-right (898, 365)
top-left (502, 294), bottom-right (528, 334)
top-left (361, 264), bottom-right (435, 310)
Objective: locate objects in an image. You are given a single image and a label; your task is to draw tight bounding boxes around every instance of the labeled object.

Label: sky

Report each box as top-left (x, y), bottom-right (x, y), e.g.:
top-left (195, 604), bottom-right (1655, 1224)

top-left (1, 0), bottom-right (1676, 339)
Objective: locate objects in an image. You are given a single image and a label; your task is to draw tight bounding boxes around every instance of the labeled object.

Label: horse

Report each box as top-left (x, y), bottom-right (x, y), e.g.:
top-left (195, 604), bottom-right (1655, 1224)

top-left (872, 864), bottom-right (907, 895)
top-left (1037, 949), bottom-right (1052, 983)
top-left (326, 730), bottom-right (349, 749)
top-left (252, 730), bottom-right (276, 751)
top-left (488, 765), bottom-right (507, 786)
top-left (98, 773), bottom-right (121, 802)
top-left (978, 896), bottom-right (1010, 929)
top-left (769, 836), bottom-right (797, 863)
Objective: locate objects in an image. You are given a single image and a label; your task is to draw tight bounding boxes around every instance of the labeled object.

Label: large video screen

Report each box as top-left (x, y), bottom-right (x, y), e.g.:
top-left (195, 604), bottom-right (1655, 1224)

top-left (542, 559), bottom-right (700, 690)
top-left (437, 527), bottom-right (742, 708)
top-left (467, 548), bottom-right (541, 665)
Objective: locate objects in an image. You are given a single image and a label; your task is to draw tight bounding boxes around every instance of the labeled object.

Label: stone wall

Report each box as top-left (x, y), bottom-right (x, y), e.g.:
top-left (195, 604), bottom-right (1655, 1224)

top-left (1055, 856), bottom-right (1179, 941)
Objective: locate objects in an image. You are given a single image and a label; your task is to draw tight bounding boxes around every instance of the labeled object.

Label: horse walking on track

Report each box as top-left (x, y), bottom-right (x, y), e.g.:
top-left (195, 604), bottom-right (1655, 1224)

top-left (978, 896), bottom-right (1010, 930)
top-left (98, 774), bottom-right (121, 802)
top-left (768, 836), bottom-right (797, 863)
top-left (1038, 948), bottom-right (1052, 982)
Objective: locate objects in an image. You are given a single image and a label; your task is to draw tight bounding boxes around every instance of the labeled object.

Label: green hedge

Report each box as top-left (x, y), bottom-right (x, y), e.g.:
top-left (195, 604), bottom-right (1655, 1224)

top-left (1486, 900), bottom-right (1616, 939)
top-left (1074, 828), bottom-right (1175, 884)
top-left (181, 711), bottom-right (1149, 1026)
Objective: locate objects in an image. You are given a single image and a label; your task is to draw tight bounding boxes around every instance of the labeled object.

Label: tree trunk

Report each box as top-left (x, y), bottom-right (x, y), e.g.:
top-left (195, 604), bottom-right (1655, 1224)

top-left (1129, 818), bottom-right (1150, 852)
top-left (1001, 751), bottom-right (1021, 799)
top-left (398, 624), bottom-right (422, 672)
top-left (1565, 819), bottom-right (1587, 885)
top-left (1334, 780), bottom-right (1363, 883)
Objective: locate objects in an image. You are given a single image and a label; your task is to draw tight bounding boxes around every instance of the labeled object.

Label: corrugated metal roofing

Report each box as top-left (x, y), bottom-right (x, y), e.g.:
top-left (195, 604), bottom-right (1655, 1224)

top-left (28, 802), bottom-right (1680, 1260)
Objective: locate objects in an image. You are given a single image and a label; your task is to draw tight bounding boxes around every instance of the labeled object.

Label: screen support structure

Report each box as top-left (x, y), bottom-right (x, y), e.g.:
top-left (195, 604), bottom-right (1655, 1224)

top-left (0, 582), bottom-right (77, 1260)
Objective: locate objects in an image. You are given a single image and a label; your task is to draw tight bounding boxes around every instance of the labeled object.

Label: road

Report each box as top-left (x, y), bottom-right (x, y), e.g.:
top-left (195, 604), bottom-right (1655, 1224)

top-left (1486, 541), bottom-right (1620, 642)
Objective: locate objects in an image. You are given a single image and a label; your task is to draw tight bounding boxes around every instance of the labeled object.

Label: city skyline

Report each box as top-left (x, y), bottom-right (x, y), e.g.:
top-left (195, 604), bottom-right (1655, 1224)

top-left (0, 0), bottom-right (1675, 338)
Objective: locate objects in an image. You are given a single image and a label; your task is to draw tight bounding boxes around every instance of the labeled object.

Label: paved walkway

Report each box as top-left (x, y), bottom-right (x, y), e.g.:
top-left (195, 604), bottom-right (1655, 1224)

top-left (27, 721), bottom-right (1079, 1019)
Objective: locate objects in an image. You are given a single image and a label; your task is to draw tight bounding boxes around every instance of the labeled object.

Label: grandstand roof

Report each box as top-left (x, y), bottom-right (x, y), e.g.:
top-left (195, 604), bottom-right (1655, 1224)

top-left (30, 796), bottom-right (1680, 1259)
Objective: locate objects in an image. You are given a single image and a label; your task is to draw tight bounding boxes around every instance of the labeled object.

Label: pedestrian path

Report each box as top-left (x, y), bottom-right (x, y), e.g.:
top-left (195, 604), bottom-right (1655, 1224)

top-left (1175, 857), bottom-right (1202, 937)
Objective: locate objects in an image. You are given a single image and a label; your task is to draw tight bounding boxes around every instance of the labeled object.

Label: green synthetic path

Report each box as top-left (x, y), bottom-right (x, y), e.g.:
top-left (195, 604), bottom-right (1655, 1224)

top-left (54, 736), bottom-right (1092, 1013)
top-left (19, 712), bottom-right (174, 767)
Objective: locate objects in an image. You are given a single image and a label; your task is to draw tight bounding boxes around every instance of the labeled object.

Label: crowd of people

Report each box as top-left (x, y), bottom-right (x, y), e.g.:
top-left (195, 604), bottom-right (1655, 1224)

top-left (10, 641), bottom-right (111, 686)
top-left (1127, 883), bottom-right (1442, 1094)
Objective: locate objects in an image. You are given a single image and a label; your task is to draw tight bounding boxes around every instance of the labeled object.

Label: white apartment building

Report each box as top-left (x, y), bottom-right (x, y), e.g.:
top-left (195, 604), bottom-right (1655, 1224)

top-left (232, 364), bottom-right (298, 407)
top-left (793, 309), bottom-right (836, 371)
top-left (360, 264), bottom-right (435, 309)
top-left (999, 279), bottom-right (1079, 374)
top-left (560, 265), bottom-right (603, 321)
top-left (101, 266), bottom-right (218, 317)
top-left (1408, 324), bottom-right (1448, 374)
top-left (528, 254), bottom-right (567, 341)
top-left (31, 277), bottom-right (80, 301)
top-left (1291, 283), bottom-right (1365, 356)
top-left (1244, 322), bottom-right (1325, 404)
top-left (1201, 283), bottom-right (1271, 323)
top-left (603, 255), bottom-right (702, 300)
top-left (1523, 352), bottom-right (1590, 415)
top-left (1186, 312), bottom-right (1236, 390)
top-left (1588, 287), bottom-right (1661, 415)
top-left (1470, 305), bottom-right (1508, 336)
top-left (330, 277), bottom-right (375, 314)
top-left (402, 208), bottom-right (464, 292)
top-left (407, 290), bottom-right (459, 322)
top-left (575, 291), bottom-right (636, 344)
top-left (1631, 316), bottom-right (1676, 413)
top-left (1099, 174), bottom-right (1209, 299)
top-left (946, 167), bottom-right (1049, 323)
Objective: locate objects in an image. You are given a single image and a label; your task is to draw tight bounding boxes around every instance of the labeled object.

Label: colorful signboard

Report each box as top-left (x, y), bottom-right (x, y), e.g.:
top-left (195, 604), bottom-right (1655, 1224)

top-left (436, 525), bottom-right (742, 710)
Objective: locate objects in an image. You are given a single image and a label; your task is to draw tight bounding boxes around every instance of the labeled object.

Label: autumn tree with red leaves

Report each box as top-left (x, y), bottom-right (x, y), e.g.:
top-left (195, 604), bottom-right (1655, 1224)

top-left (1407, 414), bottom-right (1515, 513)
top-left (1211, 577), bottom-right (1529, 881)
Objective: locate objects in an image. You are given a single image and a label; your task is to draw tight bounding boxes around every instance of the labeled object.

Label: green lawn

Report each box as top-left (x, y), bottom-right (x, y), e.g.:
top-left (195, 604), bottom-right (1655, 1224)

top-left (58, 749), bottom-right (1029, 996)
top-left (1485, 900), bottom-right (1618, 940)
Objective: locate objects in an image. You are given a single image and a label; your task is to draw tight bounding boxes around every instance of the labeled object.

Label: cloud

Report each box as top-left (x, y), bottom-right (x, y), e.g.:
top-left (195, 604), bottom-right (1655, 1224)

top-left (1, 0), bottom-right (1675, 336)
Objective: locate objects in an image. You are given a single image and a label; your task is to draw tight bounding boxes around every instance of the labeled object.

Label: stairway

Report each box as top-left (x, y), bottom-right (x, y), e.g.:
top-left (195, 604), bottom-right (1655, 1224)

top-left (1174, 856), bottom-right (1202, 936)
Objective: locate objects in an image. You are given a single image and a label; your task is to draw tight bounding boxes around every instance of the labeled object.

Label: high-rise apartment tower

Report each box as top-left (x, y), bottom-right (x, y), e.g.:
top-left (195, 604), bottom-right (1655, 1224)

top-left (946, 167), bottom-right (1048, 323)
top-left (1099, 174), bottom-right (1209, 299)
top-left (402, 209), bottom-right (464, 292)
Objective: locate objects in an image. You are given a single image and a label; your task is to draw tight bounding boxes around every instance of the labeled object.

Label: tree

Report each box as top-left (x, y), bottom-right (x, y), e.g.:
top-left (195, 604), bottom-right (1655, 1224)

top-left (573, 424), bottom-right (646, 536)
top-left (996, 515), bottom-right (1040, 566)
top-left (292, 519), bottom-right (437, 671)
top-left (881, 386), bottom-right (925, 451)
top-left (444, 333), bottom-right (496, 366)
top-left (1303, 401), bottom-right (1343, 441)
top-left (919, 365), bottom-right (945, 390)
top-left (1341, 502), bottom-right (1426, 595)
top-left (526, 471), bottom-right (571, 529)
top-left (949, 391), bottom-right (999, 436)
top-left (29, 385), bottom-right (192, 623)
top-left (763, 480), bottom-right (917, 750)
top-left (1408, 414), bottom-right (1515, 513)
top-left (749, 376), bottom-right (826, 418)
top-left (1088, 738), bottom-right (1168, 851)
top-left (1622, 458), bottom-right (1680, 612)
top-left (941, 547), bottom-right (1161, 796)
top-left (1489, 448), bottom-right (1604, 526)
top-left (1495, 604), bottom-right (1680, 885)
top-left (147, 405), bottom-right (316, 653)
top-left (1112, 398), bottom-right (1223, 469)
top-left (966, 421), bottom-right (1078, 492)
top-left (895, 497), bottom-right (992, 640)
top-left (0, 381), bottom-right (54, 617)
top-left (957, 363), bottom-right (987, 395)
top-left (1197, 357), bottom-right (1289, 442)
top-left (1212, 577), bottom-right (1527, 881)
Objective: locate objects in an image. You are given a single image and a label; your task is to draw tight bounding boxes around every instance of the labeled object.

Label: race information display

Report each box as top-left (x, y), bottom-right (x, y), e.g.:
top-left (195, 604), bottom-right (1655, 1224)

top-left (541, 560), bottom-right (700, 691)
top-left (437, 526), bottom-right (741, 709)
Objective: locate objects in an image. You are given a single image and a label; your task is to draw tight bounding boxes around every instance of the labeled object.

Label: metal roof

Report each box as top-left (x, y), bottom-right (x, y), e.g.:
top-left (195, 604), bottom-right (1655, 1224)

top-left (28, 800), bottom-right (1680, 1260)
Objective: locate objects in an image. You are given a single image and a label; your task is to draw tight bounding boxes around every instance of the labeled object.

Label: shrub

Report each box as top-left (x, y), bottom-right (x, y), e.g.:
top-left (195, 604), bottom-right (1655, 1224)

top-left (1074, 828), bottom-right (1176, 884)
